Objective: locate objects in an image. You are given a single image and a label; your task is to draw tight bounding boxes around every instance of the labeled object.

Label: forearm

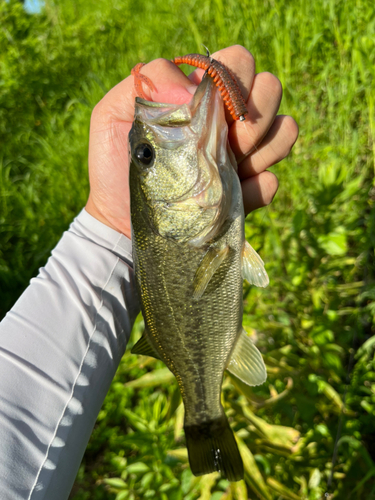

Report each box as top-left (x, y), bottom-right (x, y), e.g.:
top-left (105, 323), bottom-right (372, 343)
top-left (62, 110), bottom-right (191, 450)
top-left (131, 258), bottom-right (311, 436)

top-left (0, 209), bottom-right (139, 500)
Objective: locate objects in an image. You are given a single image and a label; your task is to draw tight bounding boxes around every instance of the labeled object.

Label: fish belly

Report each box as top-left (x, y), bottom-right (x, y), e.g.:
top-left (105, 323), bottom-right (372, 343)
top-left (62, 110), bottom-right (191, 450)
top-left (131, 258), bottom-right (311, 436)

top-left (135, 210), bottom-right (243, 410)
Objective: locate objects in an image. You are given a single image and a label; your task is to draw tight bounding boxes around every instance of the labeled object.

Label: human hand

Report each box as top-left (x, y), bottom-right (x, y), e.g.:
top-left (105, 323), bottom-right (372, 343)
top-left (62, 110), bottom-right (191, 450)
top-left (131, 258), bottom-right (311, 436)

top-left (85, 45), bottom-right (298, 239)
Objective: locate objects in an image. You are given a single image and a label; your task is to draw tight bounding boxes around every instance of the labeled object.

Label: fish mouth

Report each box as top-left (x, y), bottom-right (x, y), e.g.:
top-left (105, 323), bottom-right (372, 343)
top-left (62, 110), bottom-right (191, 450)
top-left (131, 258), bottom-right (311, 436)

top-left (133, 76), bottom-right (225, 204)
top-left (131, 76), bottom-right (235, 245)
top-left (134, 98), bottom-right (193, 127)
top-left (134, 76), bottom-right (218, 129)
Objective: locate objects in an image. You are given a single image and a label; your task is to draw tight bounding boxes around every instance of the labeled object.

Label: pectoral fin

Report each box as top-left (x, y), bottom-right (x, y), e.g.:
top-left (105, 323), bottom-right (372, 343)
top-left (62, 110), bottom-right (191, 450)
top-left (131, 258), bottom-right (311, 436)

top-left (131, 332), bottom-right (161, 360)
top-left (193, 246), bottom-right (229, 300)
top-left (242, 240), bottom-right (269, 288)
top-left (226, 328), bottom-right (267, 386)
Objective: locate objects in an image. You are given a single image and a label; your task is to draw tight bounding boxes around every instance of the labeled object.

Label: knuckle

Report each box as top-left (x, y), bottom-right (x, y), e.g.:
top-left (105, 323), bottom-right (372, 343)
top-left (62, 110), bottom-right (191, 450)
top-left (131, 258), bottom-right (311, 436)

top-left (215, 45), bottom-right (255, 73)
top-left (279, 115), bottom-right (299, 155)
top-left (91, 98), bottom-right (113, 128)
top-left (232, 45), bottom-right (255, 66)
top-left (262, 72), bottom-right (283, 97)
top-left (263, 171), bottom-right (279, 205)
top-left (91, 101), bottom-right (103, 122)
top-left (285, 115), bottom-right (299, 143)
top-left (148, 57), bottom-right (175, 73)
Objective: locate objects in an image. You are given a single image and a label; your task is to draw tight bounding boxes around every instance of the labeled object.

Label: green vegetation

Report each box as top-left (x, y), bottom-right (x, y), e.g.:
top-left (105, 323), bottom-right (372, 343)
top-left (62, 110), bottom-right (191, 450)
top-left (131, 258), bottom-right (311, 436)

top-left (1, 0), bottom-right (375, 498)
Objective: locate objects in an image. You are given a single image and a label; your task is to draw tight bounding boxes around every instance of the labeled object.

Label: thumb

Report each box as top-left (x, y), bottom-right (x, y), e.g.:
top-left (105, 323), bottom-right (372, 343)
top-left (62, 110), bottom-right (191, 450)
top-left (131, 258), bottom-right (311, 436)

top-left (93, 58), bottom-right (198, 125)
top-left (135, 58), bottom-right (198, 105)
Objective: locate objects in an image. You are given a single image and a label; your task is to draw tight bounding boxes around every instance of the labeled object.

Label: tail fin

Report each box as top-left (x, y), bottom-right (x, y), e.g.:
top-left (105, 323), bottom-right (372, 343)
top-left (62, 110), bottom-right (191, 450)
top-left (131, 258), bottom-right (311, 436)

top-left (184, 415), bottom-right (244, 482)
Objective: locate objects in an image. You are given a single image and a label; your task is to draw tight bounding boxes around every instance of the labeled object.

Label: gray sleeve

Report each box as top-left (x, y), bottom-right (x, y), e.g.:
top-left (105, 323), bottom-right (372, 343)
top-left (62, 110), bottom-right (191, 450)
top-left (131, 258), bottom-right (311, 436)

top-left (0, 209), bottom-right (140, 500)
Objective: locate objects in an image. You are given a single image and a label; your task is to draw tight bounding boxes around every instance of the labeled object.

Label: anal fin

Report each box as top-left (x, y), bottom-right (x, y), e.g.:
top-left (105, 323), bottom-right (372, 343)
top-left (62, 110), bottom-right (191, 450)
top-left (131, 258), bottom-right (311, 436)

top-left (131, 332), bottom-right (161, 360)
top-left (226, 328), bottom-right (267, 386)
top-left (242, 240), bottom-right (269, 288)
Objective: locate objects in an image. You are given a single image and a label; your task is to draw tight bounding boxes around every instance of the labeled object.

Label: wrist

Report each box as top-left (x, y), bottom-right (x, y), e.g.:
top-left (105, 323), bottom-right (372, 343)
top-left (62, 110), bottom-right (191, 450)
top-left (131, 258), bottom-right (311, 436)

top-left (85, 197), bottom-right (132, 240)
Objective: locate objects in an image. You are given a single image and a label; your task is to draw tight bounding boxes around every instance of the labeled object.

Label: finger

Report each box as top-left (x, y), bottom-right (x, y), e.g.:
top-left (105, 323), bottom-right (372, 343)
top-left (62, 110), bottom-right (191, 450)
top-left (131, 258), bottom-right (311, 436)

top-left (93, 58), bottom-right (197, 124)
top-left (238, 115), bottom-right (299, 179)
top-left (241, 171), bottom-right (279, 215)
top-left (229, 72), bottom-right (283, 160)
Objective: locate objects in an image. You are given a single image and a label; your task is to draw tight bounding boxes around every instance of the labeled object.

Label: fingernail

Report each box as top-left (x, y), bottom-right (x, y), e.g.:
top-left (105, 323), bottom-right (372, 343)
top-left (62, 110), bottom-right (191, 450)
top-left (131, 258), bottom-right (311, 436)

top-left (186, 85), bottom-right (198, 95)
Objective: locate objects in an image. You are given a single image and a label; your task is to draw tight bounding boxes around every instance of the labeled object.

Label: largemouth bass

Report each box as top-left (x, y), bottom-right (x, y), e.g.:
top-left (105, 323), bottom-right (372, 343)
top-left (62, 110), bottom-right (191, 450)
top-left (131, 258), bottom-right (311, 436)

top-left (129, 75), bottom-right (269, 481)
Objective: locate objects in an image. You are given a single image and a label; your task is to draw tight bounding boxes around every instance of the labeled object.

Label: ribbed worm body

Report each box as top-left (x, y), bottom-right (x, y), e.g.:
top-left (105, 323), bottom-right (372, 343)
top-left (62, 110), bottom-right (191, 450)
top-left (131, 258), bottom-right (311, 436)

top-left (173, 54), bottom-right (248, 121)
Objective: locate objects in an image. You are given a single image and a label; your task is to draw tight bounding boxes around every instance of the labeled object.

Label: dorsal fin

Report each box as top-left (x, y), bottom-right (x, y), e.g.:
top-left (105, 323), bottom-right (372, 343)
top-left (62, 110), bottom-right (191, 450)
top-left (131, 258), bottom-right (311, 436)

top-left (226, 328), bottom-right (267, 386)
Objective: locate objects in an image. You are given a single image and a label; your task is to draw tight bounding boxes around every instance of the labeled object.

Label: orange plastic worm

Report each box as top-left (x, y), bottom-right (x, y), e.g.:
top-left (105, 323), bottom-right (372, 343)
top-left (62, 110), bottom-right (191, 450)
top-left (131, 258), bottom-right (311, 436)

top-left (131, 62), bottom-right (157, 99)
top-left (173, 54), bottom-right (248, 121)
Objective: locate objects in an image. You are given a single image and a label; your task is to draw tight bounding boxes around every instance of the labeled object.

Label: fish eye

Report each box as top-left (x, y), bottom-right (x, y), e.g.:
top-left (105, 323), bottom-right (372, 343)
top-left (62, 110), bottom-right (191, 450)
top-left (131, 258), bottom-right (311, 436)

top-left (134, 142), bottom-right (154, 166)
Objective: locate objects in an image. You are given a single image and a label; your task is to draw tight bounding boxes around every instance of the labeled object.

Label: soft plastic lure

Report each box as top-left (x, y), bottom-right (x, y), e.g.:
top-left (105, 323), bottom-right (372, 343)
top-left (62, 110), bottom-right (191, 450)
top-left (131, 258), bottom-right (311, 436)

top-left (131, 62), bottom-right (157, 98)
top-left (173, 54), bottom-right (248, 121)
top-left (131, 53), bottom-right (248, 121)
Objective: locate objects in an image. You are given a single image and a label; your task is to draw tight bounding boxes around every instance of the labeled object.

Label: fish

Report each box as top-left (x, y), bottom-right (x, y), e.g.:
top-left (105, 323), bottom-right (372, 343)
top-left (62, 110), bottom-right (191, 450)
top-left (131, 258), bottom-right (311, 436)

top-left (128, 74), bottom-right (269, 481)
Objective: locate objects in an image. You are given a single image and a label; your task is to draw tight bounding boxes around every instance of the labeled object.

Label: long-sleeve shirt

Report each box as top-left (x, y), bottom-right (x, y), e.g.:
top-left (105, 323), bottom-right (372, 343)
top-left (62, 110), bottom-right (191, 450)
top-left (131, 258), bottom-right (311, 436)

top-left (0, 209), bottom-right (140, 500)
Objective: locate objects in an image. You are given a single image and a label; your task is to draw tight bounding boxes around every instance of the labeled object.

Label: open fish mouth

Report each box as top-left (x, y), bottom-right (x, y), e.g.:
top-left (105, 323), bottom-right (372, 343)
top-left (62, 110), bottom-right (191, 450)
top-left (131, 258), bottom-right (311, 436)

top-left (130, 77), bottom-right (237, 242)
top-left (134, 75), bottom-right (217, 126)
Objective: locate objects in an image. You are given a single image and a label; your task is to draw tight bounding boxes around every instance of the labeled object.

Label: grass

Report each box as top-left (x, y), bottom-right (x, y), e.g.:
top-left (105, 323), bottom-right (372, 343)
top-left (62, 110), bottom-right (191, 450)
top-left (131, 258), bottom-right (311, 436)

top-left (1, 0), bottom-right (375, 498)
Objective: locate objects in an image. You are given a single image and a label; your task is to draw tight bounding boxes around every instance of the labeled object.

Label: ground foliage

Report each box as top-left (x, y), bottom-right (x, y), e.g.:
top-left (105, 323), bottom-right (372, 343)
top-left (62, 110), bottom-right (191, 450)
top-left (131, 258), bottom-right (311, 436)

top-left (1, 0), bottom-right (375, 498)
